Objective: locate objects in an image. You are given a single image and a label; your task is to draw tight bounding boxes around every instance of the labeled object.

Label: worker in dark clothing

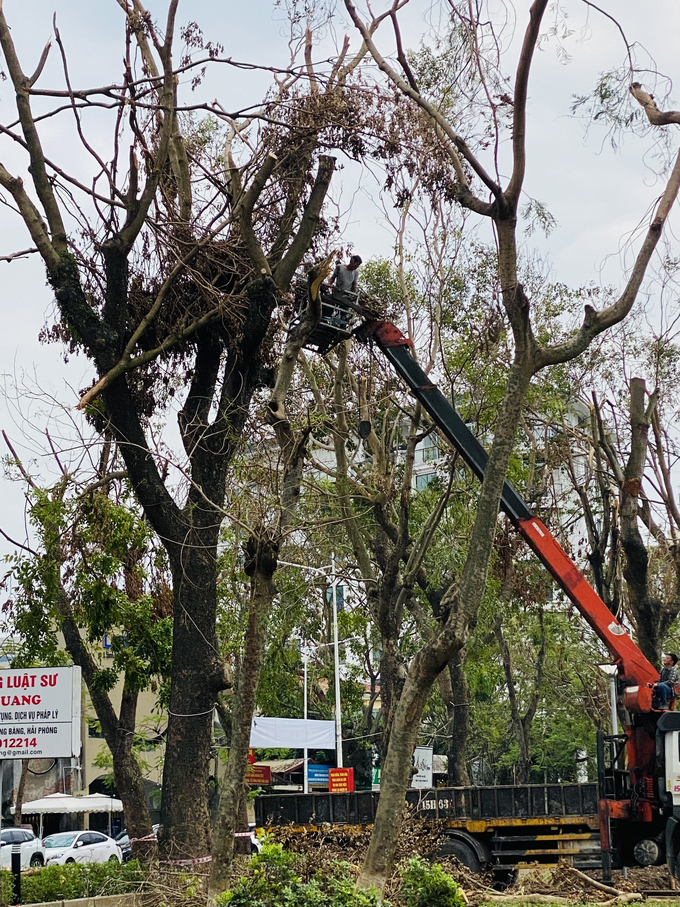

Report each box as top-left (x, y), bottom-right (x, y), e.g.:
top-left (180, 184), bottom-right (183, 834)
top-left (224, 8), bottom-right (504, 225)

top-left (653, 653), bottom-right (679, 709)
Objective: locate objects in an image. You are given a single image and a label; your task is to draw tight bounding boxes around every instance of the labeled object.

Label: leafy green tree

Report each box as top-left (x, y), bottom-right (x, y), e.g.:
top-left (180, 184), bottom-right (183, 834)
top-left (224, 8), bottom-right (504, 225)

top-left (5, 473), bottom-right (171, 856)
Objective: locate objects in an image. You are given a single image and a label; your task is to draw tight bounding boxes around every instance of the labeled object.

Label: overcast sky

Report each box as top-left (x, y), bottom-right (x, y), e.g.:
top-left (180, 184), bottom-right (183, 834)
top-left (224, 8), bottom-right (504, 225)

top-left (0, 0), bottom-right (678, 554)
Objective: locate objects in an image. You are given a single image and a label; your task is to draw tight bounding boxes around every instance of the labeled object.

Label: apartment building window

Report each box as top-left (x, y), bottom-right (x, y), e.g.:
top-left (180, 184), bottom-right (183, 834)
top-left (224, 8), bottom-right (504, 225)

top-left (416, 435), bottom-right (440, 463)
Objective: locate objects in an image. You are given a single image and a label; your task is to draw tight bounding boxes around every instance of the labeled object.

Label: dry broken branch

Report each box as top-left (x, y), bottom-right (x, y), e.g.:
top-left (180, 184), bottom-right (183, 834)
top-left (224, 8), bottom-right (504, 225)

top-left (630, 82), bottom-right (680, 126)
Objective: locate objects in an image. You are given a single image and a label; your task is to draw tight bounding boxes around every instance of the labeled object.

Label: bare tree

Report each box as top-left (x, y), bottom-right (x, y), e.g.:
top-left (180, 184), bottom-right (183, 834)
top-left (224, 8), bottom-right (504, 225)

top-left (567, 377), bottom-right (680, 664)
top-left (0, 0), bottom-right (367, 859)
top-left (341, 0), bottom-right (680, 890)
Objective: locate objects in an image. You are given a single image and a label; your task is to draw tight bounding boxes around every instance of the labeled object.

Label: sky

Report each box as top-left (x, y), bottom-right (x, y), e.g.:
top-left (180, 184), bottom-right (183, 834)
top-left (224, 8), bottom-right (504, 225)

top-left (0, 0), bottom-right (679, 554)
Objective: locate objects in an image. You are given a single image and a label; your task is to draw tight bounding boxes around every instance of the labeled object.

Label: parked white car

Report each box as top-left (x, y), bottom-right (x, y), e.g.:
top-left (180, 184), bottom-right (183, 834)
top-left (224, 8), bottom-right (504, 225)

top-left (0, 827), bottom-right (45, 868)
top-left (43, 831), bottom-right (122, 865)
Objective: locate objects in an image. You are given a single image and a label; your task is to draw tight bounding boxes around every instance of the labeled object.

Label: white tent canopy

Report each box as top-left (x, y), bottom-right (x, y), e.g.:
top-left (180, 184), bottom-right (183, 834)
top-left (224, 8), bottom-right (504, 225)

top-left (10, 792), bottom-right (123, 838)
top-left (11, 793), bottom-right (124, 815)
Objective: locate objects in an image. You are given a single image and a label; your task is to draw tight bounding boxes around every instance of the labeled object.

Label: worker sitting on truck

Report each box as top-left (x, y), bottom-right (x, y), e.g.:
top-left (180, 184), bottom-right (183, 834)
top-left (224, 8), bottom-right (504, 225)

top-left (653, 653), bottom-right (679, 709)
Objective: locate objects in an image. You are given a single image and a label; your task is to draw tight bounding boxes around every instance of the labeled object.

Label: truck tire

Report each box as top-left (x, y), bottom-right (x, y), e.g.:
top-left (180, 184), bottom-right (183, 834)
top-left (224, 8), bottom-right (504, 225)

top-left (439, 837), bottom-right (482, 873)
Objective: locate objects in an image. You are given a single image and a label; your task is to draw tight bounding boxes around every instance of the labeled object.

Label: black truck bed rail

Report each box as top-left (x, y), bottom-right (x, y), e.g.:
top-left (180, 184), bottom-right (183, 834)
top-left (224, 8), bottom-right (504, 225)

top-left (254, 782), bottom-right (599, 829)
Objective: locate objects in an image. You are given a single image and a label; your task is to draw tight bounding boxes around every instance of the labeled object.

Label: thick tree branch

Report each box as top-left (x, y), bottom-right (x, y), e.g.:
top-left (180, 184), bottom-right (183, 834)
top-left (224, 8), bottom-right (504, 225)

top-left (267, 256), bottom-right (333, 443)
top-left (273, 155), bottom-right (336, 288)
top-left (630, 83), bottom-right (680, 126)
top-left (117, 31), bottom-right (177, 251)
top-left (232, 153), bottom-right (278, 275)
top-left (536, 145), bottom-right (680, 370)
top-left (77, 305), bottom-right (222, 409)
top-left (0, 4), bottom-right (67, 251)
top-left (505, 0), bottom-right (549, 205)
top-left (0, 164), bottom-right (60, 271)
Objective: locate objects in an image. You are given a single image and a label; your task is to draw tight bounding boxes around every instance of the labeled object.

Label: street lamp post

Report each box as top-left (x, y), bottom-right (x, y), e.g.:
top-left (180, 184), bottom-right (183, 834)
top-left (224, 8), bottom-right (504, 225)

top-left (330, 557), bottom-right (343, 769)
top-left (303, 651), bottom-right (309, 793)
top-left (279, 556), bottom-right (345, 786)
top-left (301, 635), bottom-right (361, 792)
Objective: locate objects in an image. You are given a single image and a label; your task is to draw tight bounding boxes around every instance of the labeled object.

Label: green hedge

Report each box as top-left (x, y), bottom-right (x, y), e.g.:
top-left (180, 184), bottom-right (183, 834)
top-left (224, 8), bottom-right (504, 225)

top-left (0, 860), bottom-right (146, 905)
top-left (217, 845), bottom-right (468, 907)
top-left (399, 857), bottom-right (465, 907)
top-left (217, 844), bottom-right (384, 907)
top-left (0, 846), bottom-right (468, 907)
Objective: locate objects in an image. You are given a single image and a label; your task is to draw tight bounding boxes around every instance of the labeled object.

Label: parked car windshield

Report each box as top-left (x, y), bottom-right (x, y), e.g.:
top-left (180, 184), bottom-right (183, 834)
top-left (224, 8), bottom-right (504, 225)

top-left (44, 834), bottom-right (77, 848)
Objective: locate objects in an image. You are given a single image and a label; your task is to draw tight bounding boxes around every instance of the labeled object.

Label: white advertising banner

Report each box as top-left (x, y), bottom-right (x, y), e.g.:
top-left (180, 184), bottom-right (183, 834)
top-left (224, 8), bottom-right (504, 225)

top-left (0, 667), bottom-right (81, 759)
top-left (250, 717), bottom-right (335, 749)
top-left (411, 745), bottom-right (434, 789)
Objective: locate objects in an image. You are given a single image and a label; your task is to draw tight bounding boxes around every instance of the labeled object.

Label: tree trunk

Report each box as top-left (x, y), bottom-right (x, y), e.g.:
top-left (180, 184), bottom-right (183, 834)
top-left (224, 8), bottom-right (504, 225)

top-left (495, 610), bottom-right (546, 785)
top-left (377, 638), bottom-right (403, 760)
top-left (160, 538), bottom-right (221, 859)
top-left (445, 655), bottom-right (470, 786)
top-left (357, 359), bottom-right (533, 893)
top-left (358, 646), bottom-right (446, 890)
top-left (619, 378), bottom-right (665, 664)
top-left (110, 738), bottom-right (157, 860)
top-left (56, 591), bottom-right (156, 855)
top-left (13, 760), bottom-right (29, 826)
top-left (209, 535), bottom-right (277, 896)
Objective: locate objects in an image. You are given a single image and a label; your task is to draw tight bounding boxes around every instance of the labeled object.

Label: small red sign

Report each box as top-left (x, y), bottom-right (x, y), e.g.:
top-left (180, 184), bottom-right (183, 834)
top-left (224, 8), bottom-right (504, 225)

top-left (328, 767), bottom-right (354, 793)
top-left (245, 764), bottom-right (272, 785)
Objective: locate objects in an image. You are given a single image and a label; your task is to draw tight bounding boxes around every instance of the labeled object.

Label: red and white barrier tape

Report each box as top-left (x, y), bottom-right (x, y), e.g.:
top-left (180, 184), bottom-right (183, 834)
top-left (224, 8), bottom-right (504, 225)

top-left (129, 834), bottom-right (157, 843)
top-left (161, 854), bottom-right (213, 866)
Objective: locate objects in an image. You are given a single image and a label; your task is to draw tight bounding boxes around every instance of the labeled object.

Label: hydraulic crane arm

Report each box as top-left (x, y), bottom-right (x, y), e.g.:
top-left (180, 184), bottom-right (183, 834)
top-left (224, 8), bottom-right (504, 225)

top-left (361, 320), bottom-right (658, 690)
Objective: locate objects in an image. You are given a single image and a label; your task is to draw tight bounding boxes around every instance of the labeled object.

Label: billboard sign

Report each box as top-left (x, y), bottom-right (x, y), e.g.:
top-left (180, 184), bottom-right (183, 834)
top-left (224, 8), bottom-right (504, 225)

top-left (307, 764), bottom-right (330, 785)
top-left (245, 764), bottom-right (272, 785)
top-left (411, 746), bottom-right (434, 789)
top-left (329, 767), bottom-right (354, 793)
top-left (0, 667), bottom-right (81, 759)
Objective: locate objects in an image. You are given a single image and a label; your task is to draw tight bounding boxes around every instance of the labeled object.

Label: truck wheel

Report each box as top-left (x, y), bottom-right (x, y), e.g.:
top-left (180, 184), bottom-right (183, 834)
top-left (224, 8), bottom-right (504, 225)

top-left (440, 837), bottom-right (482, 873)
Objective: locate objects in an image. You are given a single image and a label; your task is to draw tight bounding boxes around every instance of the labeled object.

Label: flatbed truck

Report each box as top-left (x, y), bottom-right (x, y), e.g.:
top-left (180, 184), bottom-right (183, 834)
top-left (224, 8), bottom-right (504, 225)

top-left (255, 782), bottom-right (601, 876)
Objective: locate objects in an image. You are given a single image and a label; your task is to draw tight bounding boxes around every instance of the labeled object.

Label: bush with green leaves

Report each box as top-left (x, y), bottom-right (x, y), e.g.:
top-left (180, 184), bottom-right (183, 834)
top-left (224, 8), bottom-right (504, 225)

top-left (0, 870), bottom-right (12, 906)
top-left (398, 856), bottom-right (465, 907)
top-left (0, 859), bottom-right (147, 905)
top-left (217, 843), bottom-right (385, 907)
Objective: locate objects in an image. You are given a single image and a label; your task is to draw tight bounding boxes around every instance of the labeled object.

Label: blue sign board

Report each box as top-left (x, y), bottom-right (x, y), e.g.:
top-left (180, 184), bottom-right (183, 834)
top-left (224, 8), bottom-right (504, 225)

top-left (307, 764), bottom-right (331, 784)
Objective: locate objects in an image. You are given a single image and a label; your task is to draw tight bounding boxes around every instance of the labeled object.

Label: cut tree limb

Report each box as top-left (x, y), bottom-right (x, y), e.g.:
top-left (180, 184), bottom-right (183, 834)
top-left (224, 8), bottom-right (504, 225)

top-left (566, 865), bottom-right (621, 895)
top-left (630, 82), bottom-right (680, 125)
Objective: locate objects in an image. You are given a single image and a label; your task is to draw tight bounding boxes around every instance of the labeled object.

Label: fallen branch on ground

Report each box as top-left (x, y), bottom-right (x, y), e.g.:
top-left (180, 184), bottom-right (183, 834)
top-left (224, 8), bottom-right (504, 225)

top-left (566, 865), bottom-right (621, 896)
top-left (600, 895), bottom-right (643, 906)
top-left (481, 896), bottom-right (570, 905)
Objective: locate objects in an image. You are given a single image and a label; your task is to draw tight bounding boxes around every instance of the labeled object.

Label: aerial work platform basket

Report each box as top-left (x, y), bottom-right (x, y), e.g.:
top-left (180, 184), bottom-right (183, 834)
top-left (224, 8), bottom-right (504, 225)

top-left (295, 284), bottom-right (363, 354)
